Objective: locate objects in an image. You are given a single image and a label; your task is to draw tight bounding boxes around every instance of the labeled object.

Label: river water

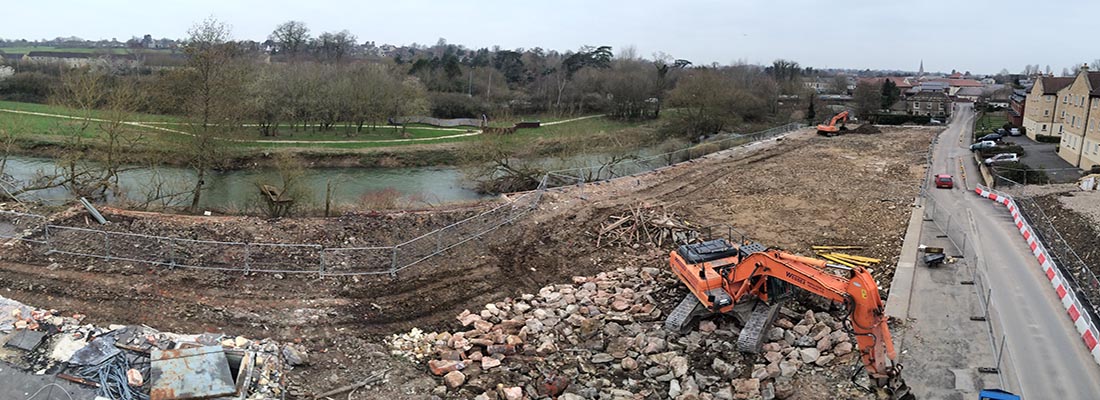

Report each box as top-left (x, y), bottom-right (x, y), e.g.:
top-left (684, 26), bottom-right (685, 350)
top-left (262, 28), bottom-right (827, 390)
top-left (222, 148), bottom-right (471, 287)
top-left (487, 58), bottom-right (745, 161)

top-left (2, 156), bottom-right (487, 209)
top-left (1, 138), bottom-right (686, 209)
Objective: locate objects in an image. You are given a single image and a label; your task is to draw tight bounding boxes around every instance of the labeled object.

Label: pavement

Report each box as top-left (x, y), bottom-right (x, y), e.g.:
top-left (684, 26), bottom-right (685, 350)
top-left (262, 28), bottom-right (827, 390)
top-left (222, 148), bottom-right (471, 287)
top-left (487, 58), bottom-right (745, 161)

top-left (1001, 135), bottom-right (1083, 183)
top-left (902, 103), bottom-right (1100, 399)
top-left (0, 360), bottom-right (99, 400)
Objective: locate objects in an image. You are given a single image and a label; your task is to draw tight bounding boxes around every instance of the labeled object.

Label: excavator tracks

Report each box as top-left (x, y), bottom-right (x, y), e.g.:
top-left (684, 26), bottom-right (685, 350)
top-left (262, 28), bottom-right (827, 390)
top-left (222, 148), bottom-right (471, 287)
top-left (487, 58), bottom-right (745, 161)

top-left (736, 300), bottom-right (781, 354)
top-left (665, 293), bottom-right (709, 333)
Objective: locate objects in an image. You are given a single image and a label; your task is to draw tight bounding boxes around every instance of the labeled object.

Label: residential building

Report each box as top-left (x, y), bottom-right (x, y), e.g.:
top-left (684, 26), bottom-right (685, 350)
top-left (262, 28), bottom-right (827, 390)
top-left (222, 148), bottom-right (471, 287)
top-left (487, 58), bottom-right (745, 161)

top-left (1008, 88), bottom-right (1027, 127)
top-left (1022, 75), bottom-right (1074, 140)
top-left (907, 91), bottom-right (952, 117)
top-left (955, 87), bottom-right (984, 102)
top-left (1058, 65), bottom-right (1100, 170)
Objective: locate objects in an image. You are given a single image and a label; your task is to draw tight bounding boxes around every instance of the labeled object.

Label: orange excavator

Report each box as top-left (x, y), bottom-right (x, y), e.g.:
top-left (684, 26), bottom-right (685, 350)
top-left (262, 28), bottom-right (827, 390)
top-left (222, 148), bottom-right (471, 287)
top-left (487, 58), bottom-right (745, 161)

top-left (666, 239), bottom-right (913, 399)
top-left (817, 110), bottom-right (849, 136)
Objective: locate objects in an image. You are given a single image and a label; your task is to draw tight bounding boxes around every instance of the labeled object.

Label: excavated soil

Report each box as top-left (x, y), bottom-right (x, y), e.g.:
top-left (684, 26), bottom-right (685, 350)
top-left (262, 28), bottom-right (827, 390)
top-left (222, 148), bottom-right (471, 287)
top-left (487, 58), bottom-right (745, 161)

top-left (0, 127), bottom-right (936, 398)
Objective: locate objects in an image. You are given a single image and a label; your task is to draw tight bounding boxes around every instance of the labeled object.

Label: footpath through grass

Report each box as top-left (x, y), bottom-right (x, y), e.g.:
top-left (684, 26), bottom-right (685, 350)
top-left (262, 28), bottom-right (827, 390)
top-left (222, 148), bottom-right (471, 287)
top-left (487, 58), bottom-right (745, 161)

top-left (0, 100), bottom-right (638, 154)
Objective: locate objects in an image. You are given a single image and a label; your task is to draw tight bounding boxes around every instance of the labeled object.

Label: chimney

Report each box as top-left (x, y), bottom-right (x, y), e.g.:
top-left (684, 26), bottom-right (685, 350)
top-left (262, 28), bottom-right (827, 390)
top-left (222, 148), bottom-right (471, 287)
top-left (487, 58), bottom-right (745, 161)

top-left (1082, 63), bottom-right (1091, 74)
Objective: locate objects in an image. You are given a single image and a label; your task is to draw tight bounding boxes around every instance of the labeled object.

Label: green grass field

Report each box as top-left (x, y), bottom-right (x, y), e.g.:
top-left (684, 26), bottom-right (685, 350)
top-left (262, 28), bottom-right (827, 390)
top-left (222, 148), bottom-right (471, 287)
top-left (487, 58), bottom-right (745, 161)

top-left (0, 100), bottom-right (636, 154)
top-left (0, 46), bottom-right (172, 55)
top-left (975, 111), bottom-right (1009, 138)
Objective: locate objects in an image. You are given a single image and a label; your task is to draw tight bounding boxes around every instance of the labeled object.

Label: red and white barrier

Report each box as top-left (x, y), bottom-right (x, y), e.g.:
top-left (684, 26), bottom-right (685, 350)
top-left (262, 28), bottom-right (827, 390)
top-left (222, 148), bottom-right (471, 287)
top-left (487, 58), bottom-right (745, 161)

top-left (974, 186), bottom-right (1100, 364)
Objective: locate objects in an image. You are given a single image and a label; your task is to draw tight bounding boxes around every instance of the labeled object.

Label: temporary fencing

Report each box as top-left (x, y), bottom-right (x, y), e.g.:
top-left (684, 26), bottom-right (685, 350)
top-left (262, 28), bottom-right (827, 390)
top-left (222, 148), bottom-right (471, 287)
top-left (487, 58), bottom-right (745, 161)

top-left (1, 123), bottom-right (804, 277)
top-left (976, 185), bottom-right (1100, 366)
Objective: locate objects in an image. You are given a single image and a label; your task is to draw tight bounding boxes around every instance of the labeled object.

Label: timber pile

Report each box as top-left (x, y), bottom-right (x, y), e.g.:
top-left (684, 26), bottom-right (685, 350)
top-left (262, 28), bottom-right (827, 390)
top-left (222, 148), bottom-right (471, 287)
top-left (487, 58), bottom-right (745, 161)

top-left (597, 206), bottom-right (701, 247)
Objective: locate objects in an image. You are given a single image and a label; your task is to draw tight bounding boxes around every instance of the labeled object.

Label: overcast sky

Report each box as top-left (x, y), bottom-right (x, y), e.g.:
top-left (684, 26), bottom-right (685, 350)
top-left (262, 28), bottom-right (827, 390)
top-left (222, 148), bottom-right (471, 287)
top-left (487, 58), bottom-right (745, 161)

top-left (3, 0), bottom-right (1098, 74)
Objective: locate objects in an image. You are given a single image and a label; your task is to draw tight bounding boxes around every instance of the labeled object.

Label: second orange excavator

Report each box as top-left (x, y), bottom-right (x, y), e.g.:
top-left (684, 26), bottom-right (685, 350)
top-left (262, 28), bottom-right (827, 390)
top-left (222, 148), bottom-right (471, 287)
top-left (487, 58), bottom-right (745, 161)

top-left (665, 238), bottom-right (913, 399)
top-left (816, 110), bottom-right (849, 136)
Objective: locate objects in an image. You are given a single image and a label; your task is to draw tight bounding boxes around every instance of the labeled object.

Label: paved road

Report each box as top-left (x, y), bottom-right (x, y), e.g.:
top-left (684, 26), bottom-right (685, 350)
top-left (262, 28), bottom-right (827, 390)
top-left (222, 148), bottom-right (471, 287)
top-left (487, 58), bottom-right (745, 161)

top-left (924, 103), bottom-right (1100, 398)
top-left (1001, 135), bottom-right (1083, 183)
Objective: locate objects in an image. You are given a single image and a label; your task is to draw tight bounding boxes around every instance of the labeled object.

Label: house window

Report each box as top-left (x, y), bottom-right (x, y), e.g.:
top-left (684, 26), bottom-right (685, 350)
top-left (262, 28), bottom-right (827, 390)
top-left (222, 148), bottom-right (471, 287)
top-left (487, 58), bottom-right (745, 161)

top-left (1045, 110), bottom-right (1050, 116)
top-left (1042, 124), bottom-right (1048, 131)
top-left (1064, 96), bottom-right (1068, 104)
top-left (925, 103), bottom-right (931, 109)
top-left (1094, 99), bottom-right (1098, 109)
top-left (1062, 110), bottom-right (1067, 118)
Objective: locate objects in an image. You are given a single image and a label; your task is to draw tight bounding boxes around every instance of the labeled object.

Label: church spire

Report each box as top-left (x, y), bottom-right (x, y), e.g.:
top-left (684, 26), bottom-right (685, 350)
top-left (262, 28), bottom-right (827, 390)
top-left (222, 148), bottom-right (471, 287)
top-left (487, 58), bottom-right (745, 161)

top-left (918, 60), bottom-right (924, 76)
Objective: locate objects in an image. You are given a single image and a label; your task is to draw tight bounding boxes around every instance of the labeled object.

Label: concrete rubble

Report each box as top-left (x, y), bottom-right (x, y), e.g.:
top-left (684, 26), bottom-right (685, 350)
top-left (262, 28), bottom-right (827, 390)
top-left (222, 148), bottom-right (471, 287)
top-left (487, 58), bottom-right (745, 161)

top-left (388, 266), bottom-right (865, 399)
top-left (0, 295), bottom-right (305, 400)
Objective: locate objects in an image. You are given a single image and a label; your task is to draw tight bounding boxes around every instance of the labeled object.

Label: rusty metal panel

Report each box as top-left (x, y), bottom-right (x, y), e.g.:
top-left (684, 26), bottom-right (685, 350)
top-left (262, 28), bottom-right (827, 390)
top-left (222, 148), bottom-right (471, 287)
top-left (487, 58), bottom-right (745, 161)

top-left (150, 345), bottom-right (237, 400)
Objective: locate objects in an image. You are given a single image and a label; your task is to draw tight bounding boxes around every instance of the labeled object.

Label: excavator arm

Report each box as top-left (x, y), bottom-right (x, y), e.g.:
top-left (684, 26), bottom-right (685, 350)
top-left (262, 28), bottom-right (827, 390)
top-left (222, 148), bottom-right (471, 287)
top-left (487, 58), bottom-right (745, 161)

top-left (727, 250), bottom-right (896, 378)
top-left (816, 110), bottom-right (849, 136)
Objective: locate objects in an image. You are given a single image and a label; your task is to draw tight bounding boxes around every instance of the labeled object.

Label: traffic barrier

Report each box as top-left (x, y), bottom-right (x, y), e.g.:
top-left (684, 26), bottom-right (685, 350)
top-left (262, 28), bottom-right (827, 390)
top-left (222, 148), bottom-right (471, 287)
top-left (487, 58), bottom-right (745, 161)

top-left (975, 186), bottom-right (1100, 365)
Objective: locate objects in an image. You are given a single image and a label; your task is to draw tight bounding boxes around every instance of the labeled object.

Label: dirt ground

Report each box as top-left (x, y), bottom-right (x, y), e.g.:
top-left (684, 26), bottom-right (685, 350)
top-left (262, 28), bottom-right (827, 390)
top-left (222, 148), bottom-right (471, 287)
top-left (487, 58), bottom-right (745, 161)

top-left (0, 127), bottom-right (935, 398)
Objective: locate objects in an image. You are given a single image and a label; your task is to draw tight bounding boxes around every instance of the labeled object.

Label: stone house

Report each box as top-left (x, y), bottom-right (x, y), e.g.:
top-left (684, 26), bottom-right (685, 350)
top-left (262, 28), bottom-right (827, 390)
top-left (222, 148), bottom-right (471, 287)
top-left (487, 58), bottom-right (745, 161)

top-left (906, 91), bottom-right (952, 117)
top-left (1057, 65), bottom-right (1100, 170)
top-left (1022, 75), bottom-right (1074, 140)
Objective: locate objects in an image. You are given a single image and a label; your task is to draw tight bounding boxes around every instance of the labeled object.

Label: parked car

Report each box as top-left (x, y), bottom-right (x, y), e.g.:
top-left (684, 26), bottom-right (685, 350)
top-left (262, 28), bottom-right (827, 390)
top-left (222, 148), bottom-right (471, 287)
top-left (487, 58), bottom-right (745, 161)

top-left (929, 119), bottom-right (943, 125)
top-left (984, 153), bottom-right (1019, 165)
top-left (1009, 128), bottom-right (1022, 136)
top-left (970, 140), bottom-right (996, 151)
top-left (934, 174), bottom-right (954, 189)
top-left (996, 128), bottom-right (1007, 134)
top-left (978, 133), bottom-right (1004, 142)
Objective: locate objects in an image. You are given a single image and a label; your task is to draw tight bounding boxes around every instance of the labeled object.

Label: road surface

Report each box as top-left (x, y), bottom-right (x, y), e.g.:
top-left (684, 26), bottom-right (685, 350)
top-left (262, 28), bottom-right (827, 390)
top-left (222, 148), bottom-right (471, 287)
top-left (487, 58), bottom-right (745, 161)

top-left (922, 103), bottom-right (1100, 398)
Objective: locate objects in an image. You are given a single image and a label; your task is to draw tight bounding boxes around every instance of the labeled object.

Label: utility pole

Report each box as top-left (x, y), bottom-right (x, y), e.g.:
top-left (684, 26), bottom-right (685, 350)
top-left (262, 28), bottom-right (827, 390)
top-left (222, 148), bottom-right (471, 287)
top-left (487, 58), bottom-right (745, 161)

top-left (487, 70), bottom-right (492, 97)
top-left (468, 70), bottom-right (473, 96)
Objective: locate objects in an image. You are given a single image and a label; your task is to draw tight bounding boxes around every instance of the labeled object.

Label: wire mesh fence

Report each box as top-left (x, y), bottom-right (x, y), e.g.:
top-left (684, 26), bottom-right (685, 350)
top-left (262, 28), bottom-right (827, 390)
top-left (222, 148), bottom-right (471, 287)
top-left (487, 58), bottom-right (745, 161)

top-left (1010, 193), bottom-right (1100, 327)
top-left (2, 122), bottom-right (802, 277)
top-left (923, 195), bottom-right (1012, 388)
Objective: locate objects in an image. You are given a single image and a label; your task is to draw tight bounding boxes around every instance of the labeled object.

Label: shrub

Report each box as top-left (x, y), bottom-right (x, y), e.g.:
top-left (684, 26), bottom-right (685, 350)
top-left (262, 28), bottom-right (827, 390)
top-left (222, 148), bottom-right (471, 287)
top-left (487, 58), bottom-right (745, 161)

top-left (688, 143), bottom-right (721, 159)
top-left (360, 188), bottom-right (403, 210)
top-left (429, 92), bottom-right (488, 119)
top-left (871, 113), bottom-right (932, 125)
top-left (1035, 134), bottom-right (1060, 143)
top-left (992, 161), bottom-right (1049, 185)
top-left (0, 71), bottom-right (56, 103)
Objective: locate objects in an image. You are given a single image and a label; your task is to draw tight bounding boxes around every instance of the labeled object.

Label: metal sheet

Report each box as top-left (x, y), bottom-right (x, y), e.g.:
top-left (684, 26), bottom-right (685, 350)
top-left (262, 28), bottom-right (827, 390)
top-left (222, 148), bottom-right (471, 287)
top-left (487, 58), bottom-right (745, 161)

top-left (69, 335), bottom-right (121, 366)
top-left (150, 345), bottom-right (237, 400)
top-left (4, 329), bottom-right (46, 351)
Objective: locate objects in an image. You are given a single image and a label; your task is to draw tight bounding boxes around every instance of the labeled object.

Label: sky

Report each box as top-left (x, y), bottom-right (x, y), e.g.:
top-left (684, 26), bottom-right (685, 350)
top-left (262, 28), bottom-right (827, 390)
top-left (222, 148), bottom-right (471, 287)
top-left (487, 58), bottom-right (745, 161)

top-left (3, 0), bottom-right (1099, 75)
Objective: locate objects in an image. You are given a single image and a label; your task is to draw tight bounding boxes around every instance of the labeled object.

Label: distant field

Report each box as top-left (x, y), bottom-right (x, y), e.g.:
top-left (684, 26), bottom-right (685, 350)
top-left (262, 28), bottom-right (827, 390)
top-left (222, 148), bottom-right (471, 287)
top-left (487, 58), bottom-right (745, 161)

top-left (0, 46), bottom-right (172, 55)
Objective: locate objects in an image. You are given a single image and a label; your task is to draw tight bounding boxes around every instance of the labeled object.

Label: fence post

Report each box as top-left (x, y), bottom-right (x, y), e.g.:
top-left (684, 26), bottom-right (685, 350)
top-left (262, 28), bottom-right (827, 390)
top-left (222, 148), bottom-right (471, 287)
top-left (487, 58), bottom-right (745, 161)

top-left (318, 247), bottom-right (326, 277)
top-left (169, 238), bottom-right (176, 268)
top-left (103, 231), bottom-right (111, 259)
top-left (44, 225), bottom-right (52, 253)
top-left (244, 244), bottom-right (252, 274)
top-left (390, 246), bottom-right (398, 273)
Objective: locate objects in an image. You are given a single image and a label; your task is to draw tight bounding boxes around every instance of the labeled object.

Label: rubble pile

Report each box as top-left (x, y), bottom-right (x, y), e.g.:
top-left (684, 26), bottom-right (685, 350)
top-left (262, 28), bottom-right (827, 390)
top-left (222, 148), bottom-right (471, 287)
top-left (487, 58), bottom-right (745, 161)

top-left (0, 295), bottom-right (306, 400)
top-left (389, 267), bottom-right (867, 399)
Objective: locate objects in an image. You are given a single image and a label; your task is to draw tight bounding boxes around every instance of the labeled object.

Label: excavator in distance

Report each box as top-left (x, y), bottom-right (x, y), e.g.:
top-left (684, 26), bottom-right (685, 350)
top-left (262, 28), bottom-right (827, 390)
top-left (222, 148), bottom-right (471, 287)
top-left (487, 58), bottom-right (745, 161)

top-left (665, 238), bottom-right (914, 400)
top-left (817, 110), bottom-right (850, 136)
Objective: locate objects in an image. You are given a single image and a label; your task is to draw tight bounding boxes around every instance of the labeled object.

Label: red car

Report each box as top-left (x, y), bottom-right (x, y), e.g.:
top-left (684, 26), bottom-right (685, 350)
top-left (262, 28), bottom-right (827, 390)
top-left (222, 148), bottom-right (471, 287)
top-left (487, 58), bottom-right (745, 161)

top-left (935, 174), bottom-right (954, 189)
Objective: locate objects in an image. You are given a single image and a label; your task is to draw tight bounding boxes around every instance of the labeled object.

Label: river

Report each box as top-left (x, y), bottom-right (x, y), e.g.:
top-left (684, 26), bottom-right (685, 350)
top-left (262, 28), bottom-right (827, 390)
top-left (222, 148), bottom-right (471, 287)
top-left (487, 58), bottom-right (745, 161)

top-left (2, 155), bottom-right (488, 209)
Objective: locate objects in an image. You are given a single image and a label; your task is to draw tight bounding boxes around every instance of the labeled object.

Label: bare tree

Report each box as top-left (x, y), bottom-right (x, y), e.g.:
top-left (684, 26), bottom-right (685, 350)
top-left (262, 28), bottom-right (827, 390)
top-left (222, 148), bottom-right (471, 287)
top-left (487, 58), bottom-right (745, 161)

top-left (852, 81), bottom-right (881, 119)
top-left (182, 17), bottom-right (246, 213)
top-left (269, 21), bottom-right (311, 57)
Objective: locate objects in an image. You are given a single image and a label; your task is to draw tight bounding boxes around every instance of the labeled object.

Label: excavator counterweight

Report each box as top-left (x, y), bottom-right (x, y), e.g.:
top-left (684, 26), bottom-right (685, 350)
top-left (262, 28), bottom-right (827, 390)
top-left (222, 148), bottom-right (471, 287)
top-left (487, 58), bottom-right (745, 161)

top-left (666, 238), bottom-right (913, 400)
